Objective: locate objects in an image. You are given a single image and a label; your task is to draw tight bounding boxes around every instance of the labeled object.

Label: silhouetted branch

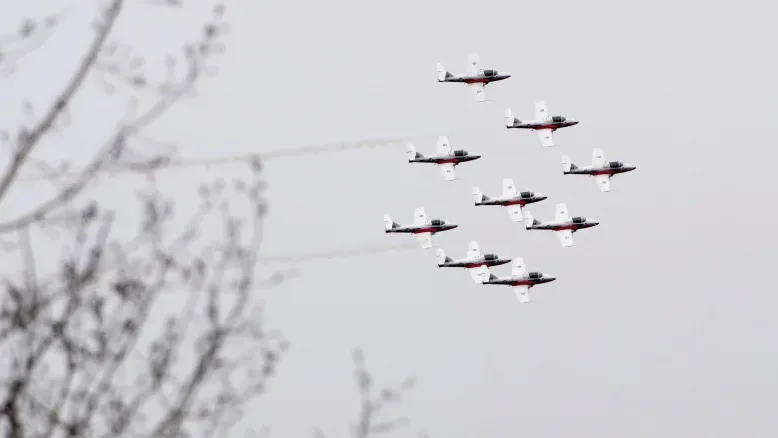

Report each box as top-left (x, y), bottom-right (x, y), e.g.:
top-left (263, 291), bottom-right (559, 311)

top-left (0, 1), bottom-right (230, 235)
top-left (0, 10), bottom-right (70, 79)
top-left (0, 161), bottom-right (287, 437)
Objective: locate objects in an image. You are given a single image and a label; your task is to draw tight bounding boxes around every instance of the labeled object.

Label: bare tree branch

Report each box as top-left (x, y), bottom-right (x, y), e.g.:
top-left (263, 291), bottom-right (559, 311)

top-left (0, 1), bottom-right (121, 205)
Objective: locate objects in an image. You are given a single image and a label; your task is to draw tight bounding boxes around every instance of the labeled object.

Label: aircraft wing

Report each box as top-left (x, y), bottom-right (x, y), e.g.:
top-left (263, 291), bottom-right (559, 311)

top-left (507, 204), bottom-right (524, 221)
top-left (436, 136), bottom-right (451, 155)
top-left (511, 257), bottom-right (526, 277)
top-left (466, 240), bottom-right (481, 259)
top-left (413, 207), bottom-right (427, 225)
top-left (592, 148), bottom-right (607, 168)
top-left (415, 232), bottom-right (433, 249)
top-left (438, 162), bottom-right (456, 181)
top-left (595, 174), bottom-right (611, 192)
top-left (468, 265), bottom-right (489, 284)
top-left (513, 285), bottom-right (531, 303)
top-left (537, 129), bottom-right (555, 147)
top-left (502, 178), bottom-right (517, 196)
top-left (467, 83), bottom-right (486, 102)
top-left (467, 53), bottom-right (482, 75)
top-left (555, 203), bottom-right (570, 222)
top-left (535, 101), bottom-right (550, 121)
top-left (556, 229), bottom-right (574, 247)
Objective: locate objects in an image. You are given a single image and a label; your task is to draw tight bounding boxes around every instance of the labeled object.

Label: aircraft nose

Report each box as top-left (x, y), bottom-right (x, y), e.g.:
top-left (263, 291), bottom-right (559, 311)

top-left (545, 275), bottom-right (556, 282)
top-left (536, 193), bottom-right (548, 200)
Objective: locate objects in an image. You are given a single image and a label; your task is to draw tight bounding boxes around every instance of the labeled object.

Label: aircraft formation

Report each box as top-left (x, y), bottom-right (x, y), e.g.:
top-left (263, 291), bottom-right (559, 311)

top-left (384, 53), bottom-right (637, 303)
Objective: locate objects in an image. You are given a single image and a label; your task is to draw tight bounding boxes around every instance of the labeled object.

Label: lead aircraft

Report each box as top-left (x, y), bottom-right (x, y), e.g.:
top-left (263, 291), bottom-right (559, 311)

top-left (384, 207), bottom-right (458, 249)
top-left (505, 101), bottom-right (579, 147)
top-left (436, 53), bottom-right (511, 102)
top-left (435, 241), bottom-right (511, 283)
top-left (478, 257), bottom-right (556, 303)
top-left (524, 203), bottom-right (599, 247)
top-left (472, 178), bottom-right (547, 222)
top-left (407, 136), bottom-right (481, 181)
top-left (562, 148), bottom-right (637, 192)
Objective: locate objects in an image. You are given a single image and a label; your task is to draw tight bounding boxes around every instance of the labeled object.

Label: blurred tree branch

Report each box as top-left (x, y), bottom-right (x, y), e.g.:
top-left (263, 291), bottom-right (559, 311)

top-left (0, 0), bottom-right (229, 234)
top-left (0, 1), bottom-right (291, 437)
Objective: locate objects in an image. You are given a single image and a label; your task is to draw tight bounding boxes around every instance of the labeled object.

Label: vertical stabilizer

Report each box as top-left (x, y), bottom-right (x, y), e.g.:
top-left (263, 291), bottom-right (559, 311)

top-left (383, 214), bottom-right (397, 231)
top-left (435, 247), bottom-right (452, 266)
top-left (407, 144), bottom-right (422, 162)
top-left (504, 108), bottom-right (519, 127)
top-left (436, 63), bottom-right (450, 82)
top-left (473, 187), bottom-right (487, 204)
top-left (561, 155), bottom-right (576, 173)
top-left (524, 210), bottom-right (540, 228)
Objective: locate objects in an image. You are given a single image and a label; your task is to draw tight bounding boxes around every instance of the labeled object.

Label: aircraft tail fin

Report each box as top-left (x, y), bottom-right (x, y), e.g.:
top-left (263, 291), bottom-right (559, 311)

top-left (523, 210), bottom-right (540, 229)
top-left (504, 108), bottom-right (519, 127)
top-left (407, 144), bottom-right (422, 162)
top-left (435, 247), bottom-right (452, 266)
top-left (561, 155), bottom-right (577, 173)
top-left (473, 186), bottom-right (488, 204)
top-left (383, 214), bottom-right (398, 231)
top-left (436, 63), bottom-right (452, 82)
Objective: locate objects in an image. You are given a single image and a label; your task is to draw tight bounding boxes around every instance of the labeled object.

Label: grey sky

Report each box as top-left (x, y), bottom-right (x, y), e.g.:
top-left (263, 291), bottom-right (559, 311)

top-left (3, 0), bottom-right (778, 436)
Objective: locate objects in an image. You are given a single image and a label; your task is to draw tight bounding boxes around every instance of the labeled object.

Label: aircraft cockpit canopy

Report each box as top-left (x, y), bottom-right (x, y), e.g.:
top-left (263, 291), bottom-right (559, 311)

top-left (528, 272), bottom-right (542, 279)
top-left (484, 254), bottom-right (498, 261)
top-left (609, 161), bottom-right (623, 168)
top-left (520, 191), bottom-right (533, 198)
top-left (430, 219), bottom-right (444, 226)
top-left (482, 69), bottom-right (497, 76)
top-left (453, 150), bottom-right (468, 157)
top-left (571, 217), bottom-right (586, 224)
top-left (551, 115), bottom-right (566, 123)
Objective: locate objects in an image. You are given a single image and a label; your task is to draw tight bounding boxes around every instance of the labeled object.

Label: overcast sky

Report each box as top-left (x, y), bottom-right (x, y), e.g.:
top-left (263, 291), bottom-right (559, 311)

top-left (3, 0), bottom-right (778, 436)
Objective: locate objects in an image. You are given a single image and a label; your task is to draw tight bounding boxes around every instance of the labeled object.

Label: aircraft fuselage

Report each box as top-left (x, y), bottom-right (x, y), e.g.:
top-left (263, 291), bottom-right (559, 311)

top-left (411, 155), bottom-right (481, 165)
top-left (476, 194), bottom-right (547, 207)
top-left (528, 221), bottom-right (599, 232)
top-left (509, 119), bottom-right (579, 130)
top-left (443, 73), bottom-right (511, 84)
top-left (485, 274), bottom-right (556, 287)
top-left (439, 258), bottom-right (511, 269)
top-left (386, 223), bottom-right (458, 234)
top-left (565, 165), bottom-right (636, 176)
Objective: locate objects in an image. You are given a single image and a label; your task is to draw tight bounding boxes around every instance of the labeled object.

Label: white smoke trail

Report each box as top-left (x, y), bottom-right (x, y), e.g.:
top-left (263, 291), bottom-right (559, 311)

top-left (258, 242), bottom-right (419, 264)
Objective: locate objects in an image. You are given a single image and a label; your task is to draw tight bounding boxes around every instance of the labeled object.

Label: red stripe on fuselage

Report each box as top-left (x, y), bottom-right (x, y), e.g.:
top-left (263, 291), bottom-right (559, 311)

top-left (590, 169), bottom-right (619, 176)
top-left (509, 280), bottom-right (534, 286)
top-left (550, 224), bottom-right (581, 231)
top-left (435, 158), bottom-right (463, 164)
top-left (464, 78), bottom-right (491, 84)
top-left (412, 228), bottom-right (438, 234)
top-left (502, 200), bottom-right (528, 206)
top-left (532, 125), bottom-right (560, 130)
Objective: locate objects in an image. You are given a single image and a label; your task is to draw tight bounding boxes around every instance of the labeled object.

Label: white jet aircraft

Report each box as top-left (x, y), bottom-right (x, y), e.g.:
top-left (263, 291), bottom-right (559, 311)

top-left (505, 101), bottom-right (579, 147)
top-left (472, 178), bottom-right (548, 222)
top-left (384, 207), bottom-right (458, 249)
top-left (436, 53), bottom-right (511, 102)
top-left (524, 203), bottom-right (599, 247)
top-left (562, 148), bottom-right (637, 192)
top-left (478, 257), bottom-right (556, 303)
top-left (435, 241), bottom-right (512, 283)
top-left (407, 136), bottom-right (481, 181)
